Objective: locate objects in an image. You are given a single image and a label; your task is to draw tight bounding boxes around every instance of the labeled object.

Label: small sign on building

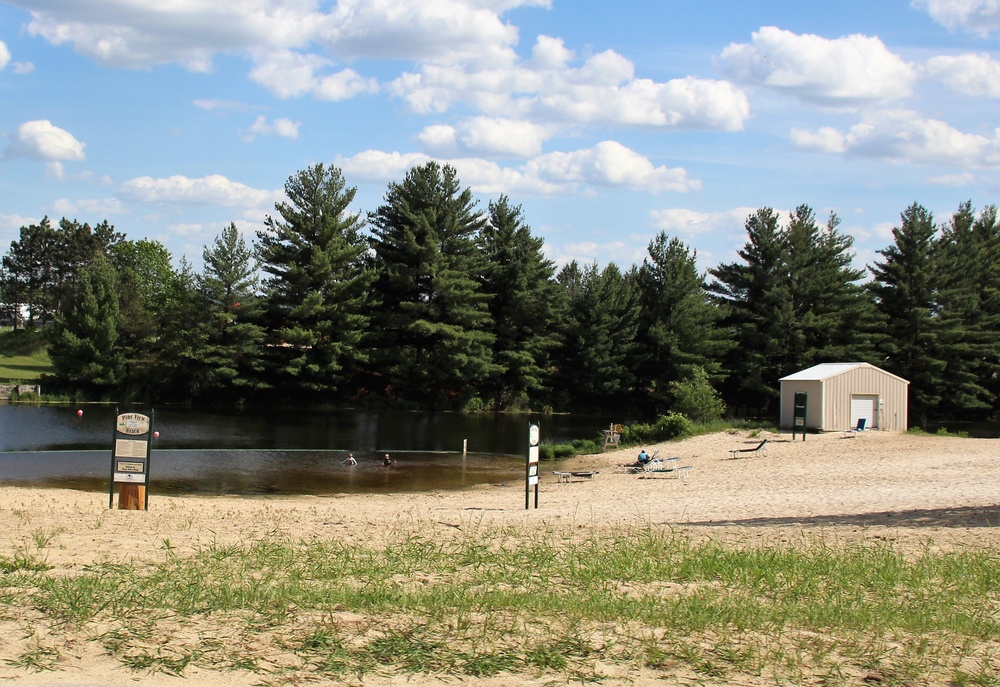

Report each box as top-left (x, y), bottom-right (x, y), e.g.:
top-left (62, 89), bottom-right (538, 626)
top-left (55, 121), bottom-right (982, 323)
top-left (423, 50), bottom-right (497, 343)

top-left (109, 410), bottom-right (154, 510)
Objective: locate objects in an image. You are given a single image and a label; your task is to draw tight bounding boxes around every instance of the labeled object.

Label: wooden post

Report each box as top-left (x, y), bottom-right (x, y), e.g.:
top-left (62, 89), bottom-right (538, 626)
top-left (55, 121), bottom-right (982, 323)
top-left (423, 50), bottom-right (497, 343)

top-left (118, 484), bottom-right (145, 510)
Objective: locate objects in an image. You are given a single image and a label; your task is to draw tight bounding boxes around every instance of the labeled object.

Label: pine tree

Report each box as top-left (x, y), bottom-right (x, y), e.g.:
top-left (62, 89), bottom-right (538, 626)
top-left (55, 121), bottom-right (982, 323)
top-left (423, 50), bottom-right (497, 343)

top-left (367, 162), bottom-right (497, 408)
top-left (196, 223), bottom-right (268, 399)
top-left (869, 202), bottom-right (945, 428)
top-left (635, 232), bottom-right (729, 413)
top-left (49, 255), bottom-right (124, 392)
top-left (930, 202), bottom-right (1000, 418)
top-left (708, 205), bottom-right (873, 416)
top-left (708, 208), bottom-right (792, 415)
top-left (256, 164), bottom-right (372, 396)
top-left (551, 262), bottom-right (640, 411)
top-left (784, 206), bottom-right (873, 364)
top-left (479, 196), bottom-right (560, 410)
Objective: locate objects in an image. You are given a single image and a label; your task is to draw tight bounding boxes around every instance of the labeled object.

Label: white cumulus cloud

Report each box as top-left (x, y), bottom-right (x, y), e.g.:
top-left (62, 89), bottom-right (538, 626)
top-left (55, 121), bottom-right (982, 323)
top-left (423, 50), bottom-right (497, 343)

top-left (915, 0), bottom-right (1000, 36)
top-left (21, 0), bottom-right (322, 70)
top-left (391, 37), bottom-right (750, 131)
top-left (720, 26), bottom-right (916, 105)
top-left (4, 120), bottom-right (86, 161)
top-left (240, 115), bottom-right (301, 142)
top-left (418, 117), bottom-right (550, 157)
top-left (248, 50), bottom-right (378, 100)
top-left (525, 141), bottom-right (701, 193)
top-left (649, 207), bottom-right (762, 238)
top-left (335, 150), bottom-right (434, 181)
top-left (337, 141), bottom-right (699, 195)
top-left (117, 174), bottom-right (280, 207)
top-left (925, 53), bottom-right (1000, 97)
top-left (0, 40), bottom-right (9, 70)
top-left (791, 110), bottom-right (1000, 168)
top-left (318, 0), bottom-right (526, 67)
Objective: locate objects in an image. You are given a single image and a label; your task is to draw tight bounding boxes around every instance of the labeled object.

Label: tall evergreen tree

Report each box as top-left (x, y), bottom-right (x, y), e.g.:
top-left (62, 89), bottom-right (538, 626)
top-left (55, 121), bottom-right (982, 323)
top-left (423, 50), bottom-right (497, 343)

top-left (635, 232), bottom-right (730, 413)
top-left (930, 201), bottom-right (1000, 418)
top-left (256, 164), bottom-right (372, 396)
top-left (2, 218), bottom-right (58, 325)
top-left (551, 262), bottom-right (640, 411)
top-left (783, 206), bottom-right (873, 364)
top-left (708, 208), bottom-right (792, 415)
top-left (195, 223), bottom-right (268, 399)
top-left (479, 196), bottom-right (560, 410)
top-left (708, 205), bottom-right (873, 415)
top-left (869, 202), bottom-right (945, 428)
top-left (367, 162), bottom-right (497, 408)
top-left (49, 255), bottom-right (124, 393)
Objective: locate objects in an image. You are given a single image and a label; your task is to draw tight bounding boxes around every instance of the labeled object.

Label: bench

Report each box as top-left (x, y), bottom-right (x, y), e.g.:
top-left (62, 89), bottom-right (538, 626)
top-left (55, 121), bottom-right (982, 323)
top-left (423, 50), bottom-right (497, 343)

top-left (553, 471), bottom-right (599, 483)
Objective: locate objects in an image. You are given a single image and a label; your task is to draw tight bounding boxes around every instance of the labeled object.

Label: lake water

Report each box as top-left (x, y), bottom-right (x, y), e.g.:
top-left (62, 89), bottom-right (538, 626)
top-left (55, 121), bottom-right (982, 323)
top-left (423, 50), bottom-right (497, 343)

top-left (0, 405), bottom-right (607, 496)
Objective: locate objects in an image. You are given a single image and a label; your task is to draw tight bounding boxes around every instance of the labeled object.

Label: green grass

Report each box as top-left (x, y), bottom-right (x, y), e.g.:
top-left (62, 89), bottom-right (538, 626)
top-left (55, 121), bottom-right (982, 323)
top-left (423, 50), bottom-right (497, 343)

top-left (0, 328), bottom-right (53, 382)
top-left (3, 525), bottom-right (998, 684)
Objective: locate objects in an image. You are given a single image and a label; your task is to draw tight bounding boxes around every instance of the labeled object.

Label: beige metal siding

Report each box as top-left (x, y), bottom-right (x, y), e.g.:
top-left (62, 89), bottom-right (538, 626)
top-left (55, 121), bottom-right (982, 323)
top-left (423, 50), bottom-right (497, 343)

top-left (780, 363), bottom-right (909, 432)
top-left (821, 365), bottom-right (908, 431)
top-left (779, 380), bottom-right (823, 429)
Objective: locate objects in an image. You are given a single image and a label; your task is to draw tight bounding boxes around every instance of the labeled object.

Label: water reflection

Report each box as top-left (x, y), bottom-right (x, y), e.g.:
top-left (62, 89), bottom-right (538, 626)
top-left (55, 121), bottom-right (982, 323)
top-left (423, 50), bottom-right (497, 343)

top-left (0, 405), bottom-right (607, 496)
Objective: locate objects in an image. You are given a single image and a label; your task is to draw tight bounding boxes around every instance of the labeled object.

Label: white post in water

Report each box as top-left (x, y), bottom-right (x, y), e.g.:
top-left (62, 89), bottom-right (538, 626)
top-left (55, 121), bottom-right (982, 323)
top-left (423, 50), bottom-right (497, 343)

top-left (463, 439), bottom-right (468, 454)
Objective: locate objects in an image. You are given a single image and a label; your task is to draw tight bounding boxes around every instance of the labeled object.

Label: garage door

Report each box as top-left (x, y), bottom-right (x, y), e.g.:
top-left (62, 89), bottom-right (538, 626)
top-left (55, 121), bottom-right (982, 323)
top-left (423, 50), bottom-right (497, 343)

top-left (850, 395), bottom-right (878, 429)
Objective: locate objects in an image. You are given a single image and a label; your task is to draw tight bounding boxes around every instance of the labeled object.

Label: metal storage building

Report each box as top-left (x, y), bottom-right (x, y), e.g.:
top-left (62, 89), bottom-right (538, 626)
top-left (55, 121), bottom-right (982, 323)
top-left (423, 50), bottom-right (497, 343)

top-left (779, 363), bottom-right (909, 432)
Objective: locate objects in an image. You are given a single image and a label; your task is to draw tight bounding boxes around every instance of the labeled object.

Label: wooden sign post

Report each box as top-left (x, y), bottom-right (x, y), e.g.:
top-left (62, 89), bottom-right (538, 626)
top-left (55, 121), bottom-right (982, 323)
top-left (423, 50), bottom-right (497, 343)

top-left (108, 410), bottom-right (154, 510)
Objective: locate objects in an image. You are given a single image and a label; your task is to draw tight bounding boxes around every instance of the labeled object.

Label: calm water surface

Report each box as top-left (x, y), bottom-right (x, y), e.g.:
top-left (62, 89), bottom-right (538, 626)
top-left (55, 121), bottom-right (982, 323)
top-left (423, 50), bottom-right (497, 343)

top-left (0, 405), bottom-right (607, 496)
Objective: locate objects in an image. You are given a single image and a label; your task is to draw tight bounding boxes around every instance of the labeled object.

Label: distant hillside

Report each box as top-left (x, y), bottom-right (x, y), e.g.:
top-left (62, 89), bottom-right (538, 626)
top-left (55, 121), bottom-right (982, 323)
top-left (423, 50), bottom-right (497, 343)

top-left (0, 328), bottom-right (54, 381)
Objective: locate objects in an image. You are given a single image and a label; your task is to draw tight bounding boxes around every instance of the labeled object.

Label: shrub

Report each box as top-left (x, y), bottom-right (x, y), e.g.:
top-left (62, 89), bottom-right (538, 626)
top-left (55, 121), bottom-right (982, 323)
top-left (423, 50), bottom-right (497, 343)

top-left (620, 412), bottom-right (692, 445)
top-left (669, 368), bottom-right (725, 423)
top-left (570, 438), bottom-right (601, 454)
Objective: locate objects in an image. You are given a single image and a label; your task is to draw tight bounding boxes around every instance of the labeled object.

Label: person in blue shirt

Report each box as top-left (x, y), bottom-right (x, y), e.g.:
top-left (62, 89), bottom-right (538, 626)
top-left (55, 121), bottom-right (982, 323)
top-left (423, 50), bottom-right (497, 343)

top-left (637, 449), bottom-right (650, 464)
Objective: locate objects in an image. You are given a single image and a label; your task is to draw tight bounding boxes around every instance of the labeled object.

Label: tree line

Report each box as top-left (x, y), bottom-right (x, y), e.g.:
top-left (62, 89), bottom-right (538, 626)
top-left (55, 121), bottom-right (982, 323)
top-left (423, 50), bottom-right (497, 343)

top-left (2, 161), bottom-right (997, 426)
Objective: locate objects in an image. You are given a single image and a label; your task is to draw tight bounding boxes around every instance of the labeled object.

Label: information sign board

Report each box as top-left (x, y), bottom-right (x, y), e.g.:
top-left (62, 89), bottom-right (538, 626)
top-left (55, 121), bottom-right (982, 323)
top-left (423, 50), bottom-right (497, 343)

top-left (109, 410), bottom-right (154, 509)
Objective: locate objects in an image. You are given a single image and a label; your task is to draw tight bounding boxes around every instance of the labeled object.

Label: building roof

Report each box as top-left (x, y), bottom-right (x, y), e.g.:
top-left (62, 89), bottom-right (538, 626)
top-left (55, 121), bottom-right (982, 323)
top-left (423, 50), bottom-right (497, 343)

top-left (779, 362), bottom-right (909, 384)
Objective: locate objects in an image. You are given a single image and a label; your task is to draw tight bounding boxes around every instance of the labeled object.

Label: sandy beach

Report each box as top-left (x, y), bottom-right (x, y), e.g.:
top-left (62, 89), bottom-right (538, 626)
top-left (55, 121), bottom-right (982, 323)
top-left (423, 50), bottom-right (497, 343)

top-left (1, 428), bottom-right (998, 686)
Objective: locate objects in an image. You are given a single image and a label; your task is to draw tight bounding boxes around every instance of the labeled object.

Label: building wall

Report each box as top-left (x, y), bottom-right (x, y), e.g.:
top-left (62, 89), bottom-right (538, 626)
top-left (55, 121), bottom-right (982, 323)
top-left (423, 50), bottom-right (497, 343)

top-left (778, 379), bottom-right (823, 429)
top-left (821, 365), bottom-right (908, 431)
top-left (780, 364), bottom-right (909, 432)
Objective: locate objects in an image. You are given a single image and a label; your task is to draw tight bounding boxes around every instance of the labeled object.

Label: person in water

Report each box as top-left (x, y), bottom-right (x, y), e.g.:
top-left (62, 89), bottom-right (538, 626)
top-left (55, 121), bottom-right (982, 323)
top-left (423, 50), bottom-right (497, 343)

top-left (383, 453), bottom-right (393, 466)
top-left (344, 453), bottom-right (357, 465)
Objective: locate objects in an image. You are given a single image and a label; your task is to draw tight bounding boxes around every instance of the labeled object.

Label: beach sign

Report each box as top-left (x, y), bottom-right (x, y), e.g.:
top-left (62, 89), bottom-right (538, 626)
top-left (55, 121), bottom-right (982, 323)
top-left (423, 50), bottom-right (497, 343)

top-left (108, 410), bottom-right (154, 510)
top-left (793, 392), bottom-right (807, 441)
top-left (526, 423), bottom-right (540, 509)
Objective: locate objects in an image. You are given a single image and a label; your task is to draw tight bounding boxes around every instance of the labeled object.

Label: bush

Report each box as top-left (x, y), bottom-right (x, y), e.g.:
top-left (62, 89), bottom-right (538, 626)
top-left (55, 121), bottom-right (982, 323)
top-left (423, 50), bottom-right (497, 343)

top-left (620, 412), bottom-right (693, 445)
top-left (538, 443), bottom-right (576, 461)
top-left (570, 438), bottom-right (601, 454)
top-left (669, 368), bottom-right (725, 423)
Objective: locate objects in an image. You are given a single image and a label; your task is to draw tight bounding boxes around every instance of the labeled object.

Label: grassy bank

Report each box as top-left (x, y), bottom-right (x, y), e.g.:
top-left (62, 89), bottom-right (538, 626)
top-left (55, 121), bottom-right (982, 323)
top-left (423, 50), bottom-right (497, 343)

top-left (0, 328), bottom-right (52, 382)
top-left (2, 524), bottom-right (997, 685)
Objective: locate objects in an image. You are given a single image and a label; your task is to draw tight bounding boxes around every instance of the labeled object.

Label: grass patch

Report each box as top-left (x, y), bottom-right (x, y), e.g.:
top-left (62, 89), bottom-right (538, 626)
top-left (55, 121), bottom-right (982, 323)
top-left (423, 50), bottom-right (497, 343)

top-left (0, 328), bottom-right (53, 382)
top-left (4, 525), bottom-right (999, 683)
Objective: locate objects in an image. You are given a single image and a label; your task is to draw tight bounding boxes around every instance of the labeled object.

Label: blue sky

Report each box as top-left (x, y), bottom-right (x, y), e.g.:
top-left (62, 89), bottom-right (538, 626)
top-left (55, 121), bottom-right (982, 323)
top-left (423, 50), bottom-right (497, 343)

top-left (0, 0), bottom-right (998, 276)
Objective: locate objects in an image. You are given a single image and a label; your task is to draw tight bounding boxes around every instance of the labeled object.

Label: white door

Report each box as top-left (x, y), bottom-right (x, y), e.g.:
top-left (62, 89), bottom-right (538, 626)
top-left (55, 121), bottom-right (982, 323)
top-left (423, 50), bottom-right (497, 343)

top-left (850, 395), bottom-right (878, 429)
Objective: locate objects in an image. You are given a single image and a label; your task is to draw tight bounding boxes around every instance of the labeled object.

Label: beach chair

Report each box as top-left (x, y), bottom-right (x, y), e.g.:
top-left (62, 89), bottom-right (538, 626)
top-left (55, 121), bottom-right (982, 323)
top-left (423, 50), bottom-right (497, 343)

top-left (554, 471), bottom-right (599, 483)
top-left (729, 439), bottom-right (768, 459)
top-left (616, 449), bottom-right (659, 474)
top-left (843, 418), bottom-right (867, 437)
top-left (641, 457), bottom-right (692, 479)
